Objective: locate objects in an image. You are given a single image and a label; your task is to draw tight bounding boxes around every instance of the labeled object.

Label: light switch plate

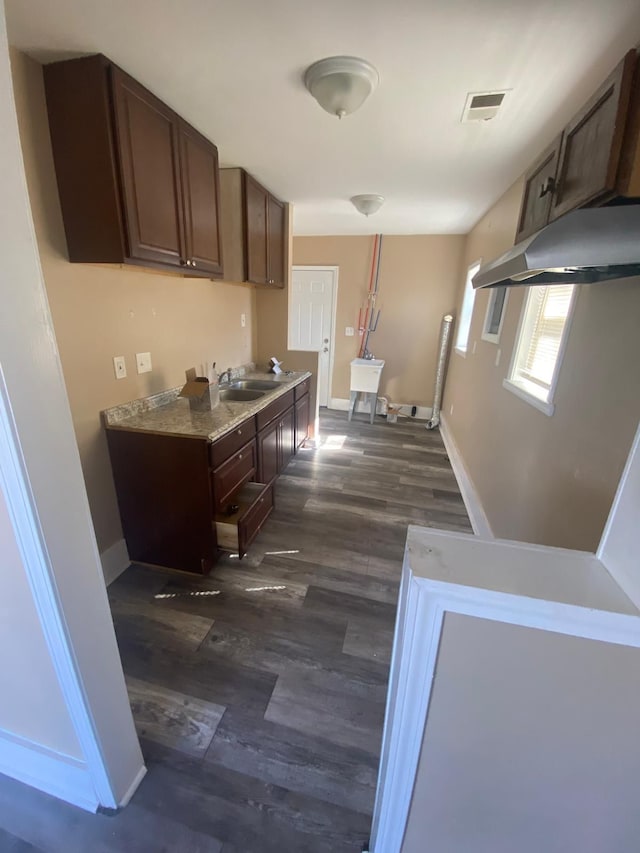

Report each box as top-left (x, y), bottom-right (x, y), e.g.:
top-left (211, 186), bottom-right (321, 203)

top-left (345, 326), bottom-right (355, 337)
top-left (136, 352), bottom-right (152, 374)
top-left (113, 356), bottom-right (127, 379)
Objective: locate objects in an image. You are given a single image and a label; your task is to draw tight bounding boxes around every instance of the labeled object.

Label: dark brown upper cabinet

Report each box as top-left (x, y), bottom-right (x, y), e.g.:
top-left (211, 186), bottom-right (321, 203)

top-left (220, 167), bottom-right (286, 288)
top-left (550, 50), bottom-right (637, 220)
top-left (44, 54), bottom-right (223, 278)
top-left (515, 137), bottom-right (562, 242)
top-left (515, 49), bottom-right (640, 242)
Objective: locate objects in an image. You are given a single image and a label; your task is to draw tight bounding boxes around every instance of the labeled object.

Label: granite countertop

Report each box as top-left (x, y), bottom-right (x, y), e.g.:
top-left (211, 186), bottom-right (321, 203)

top-left (103, 370), bottom-right (311, 443)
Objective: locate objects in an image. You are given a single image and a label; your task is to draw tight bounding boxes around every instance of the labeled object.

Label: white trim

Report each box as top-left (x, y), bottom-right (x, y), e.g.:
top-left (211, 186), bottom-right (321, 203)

top-left (0, 727), bottom-right (98, 813)
top-left (0, 369), bottom-right (123, 809)
top-left (481, 286), bottom-right (509, 344)
top-left (290, 266), bottom-right (339, 408)
top-left (504, 283), bottom-right (578, 415)
top-left (101, 538), bottom-right (130, 586)
top-left (453, 346), bottom-right (467, 358)
top-left (370, 530), bottom-right (640, 853)
top-left (439, 415), bottom-right (493, 538)
top-left (118, 764), bottom-right (148, 808)
top-left (329, 397), bottom-right (433, 420)
top-left (502, 377), bottom-right (555, 416)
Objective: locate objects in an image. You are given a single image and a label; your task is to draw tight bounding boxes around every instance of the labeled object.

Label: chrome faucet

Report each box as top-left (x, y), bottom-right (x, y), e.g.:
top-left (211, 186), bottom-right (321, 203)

top-left (218, 367), bottom-right (233, 385)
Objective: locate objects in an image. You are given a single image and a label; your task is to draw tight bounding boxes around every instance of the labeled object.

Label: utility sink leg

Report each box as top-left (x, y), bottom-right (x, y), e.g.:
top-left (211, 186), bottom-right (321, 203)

top-left (348, 391), bottom-right (358, 422)
top-left (369, 393), bottom-right (375, 424)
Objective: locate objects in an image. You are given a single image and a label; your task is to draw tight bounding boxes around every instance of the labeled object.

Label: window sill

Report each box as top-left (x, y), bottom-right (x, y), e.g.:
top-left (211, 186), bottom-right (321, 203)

top-left (454, 346), bottom-right (467, 358)
top-left (502, 378), bottom-right (555, 417)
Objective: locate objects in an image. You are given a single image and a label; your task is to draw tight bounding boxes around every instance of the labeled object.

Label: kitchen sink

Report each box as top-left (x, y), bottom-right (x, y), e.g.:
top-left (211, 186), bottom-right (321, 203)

top-left (229, 380), bottom-right (281, 391)
top-left (219, 388), bottom-right (265, 402)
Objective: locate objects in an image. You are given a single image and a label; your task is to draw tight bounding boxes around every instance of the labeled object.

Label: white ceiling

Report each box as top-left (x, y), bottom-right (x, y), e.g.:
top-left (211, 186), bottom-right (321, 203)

top-left (6, 0), bottom-right (640, 236)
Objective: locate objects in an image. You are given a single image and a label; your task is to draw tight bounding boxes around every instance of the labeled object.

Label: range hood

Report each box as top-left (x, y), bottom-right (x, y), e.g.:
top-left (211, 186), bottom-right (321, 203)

top-left (473, 206), bottom-right (640, 289)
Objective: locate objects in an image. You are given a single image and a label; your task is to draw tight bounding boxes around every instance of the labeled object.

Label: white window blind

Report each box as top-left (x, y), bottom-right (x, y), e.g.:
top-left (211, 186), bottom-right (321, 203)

top-left (519, 285), bottom-right (573, 389)
top-left (506, 284), bottom-right (575, 413)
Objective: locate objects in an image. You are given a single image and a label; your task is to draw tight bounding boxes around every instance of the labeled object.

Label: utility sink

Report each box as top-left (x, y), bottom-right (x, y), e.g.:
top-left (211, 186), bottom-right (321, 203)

top-left (350, 358), bottom-right (385, 393)
top-left (219, 388), bottom-right (265, 402)
top-left (230, 380), bottom-right (281, 391)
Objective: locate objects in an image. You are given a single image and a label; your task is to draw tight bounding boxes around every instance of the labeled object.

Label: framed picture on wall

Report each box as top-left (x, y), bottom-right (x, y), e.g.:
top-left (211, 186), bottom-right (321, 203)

top-left (482, 286), bottom-right (508, 344)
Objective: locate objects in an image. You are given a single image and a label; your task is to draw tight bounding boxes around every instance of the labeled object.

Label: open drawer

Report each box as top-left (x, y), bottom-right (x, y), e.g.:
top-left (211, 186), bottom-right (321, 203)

top-left (215, 481), bottom-right (274, 558)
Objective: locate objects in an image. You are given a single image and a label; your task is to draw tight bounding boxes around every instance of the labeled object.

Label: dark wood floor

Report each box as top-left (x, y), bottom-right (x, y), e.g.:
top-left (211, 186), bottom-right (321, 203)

top-left (0, 411), bottom-right (471, 852)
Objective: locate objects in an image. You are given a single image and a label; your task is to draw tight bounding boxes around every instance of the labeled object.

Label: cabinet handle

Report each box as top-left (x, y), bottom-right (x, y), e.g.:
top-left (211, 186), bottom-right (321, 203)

top-left (192, 260), bottom-right (197, 267)
top-left (238, 453), bottom-right (243, 460)
top-left (186, 259), bottom-right (192, 266)
top-left (237, 429), bottom-right (242, 435)
top-left (539, 176), bottom-right (556, 198)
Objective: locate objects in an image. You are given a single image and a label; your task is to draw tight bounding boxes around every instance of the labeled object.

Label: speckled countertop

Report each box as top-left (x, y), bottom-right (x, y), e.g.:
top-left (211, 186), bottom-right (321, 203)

top-left (102, 370), bottom-right (311, 443)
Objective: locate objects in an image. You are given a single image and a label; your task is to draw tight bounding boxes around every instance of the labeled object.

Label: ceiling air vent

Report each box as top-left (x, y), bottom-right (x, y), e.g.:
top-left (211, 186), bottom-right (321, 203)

top-left (461, 90), bottom-right (509, 123)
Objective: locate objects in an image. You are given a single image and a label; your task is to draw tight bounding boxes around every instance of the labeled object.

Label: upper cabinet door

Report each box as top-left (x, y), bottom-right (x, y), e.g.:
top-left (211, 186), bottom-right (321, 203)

top-left (515, 137), bottom-right (562, 243)
top-left (178, 122), bottom-right (223, 276)
top-left (550, 51), bottom-right (636, 221)
top-left (245, 175), bottom-right (269, 285)
top-left (267, 194), bottom-right (285, 287)
top-left (111, 68), bottom-right (185, 268)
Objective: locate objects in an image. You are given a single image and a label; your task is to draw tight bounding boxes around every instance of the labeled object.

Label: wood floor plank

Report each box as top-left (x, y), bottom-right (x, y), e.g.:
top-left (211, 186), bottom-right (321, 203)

top-left (205, 708), bottom-right (378, 815)
top-left (343, 616), bottom-right (395, 666)
top-left (125, 675), bottom-right (225, 758)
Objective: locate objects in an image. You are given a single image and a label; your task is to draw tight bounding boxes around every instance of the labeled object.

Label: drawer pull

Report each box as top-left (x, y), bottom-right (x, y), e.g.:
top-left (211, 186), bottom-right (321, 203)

top-left (237, 429), bottom-right (242, 435)
top-left (238, 453), bottom-right (243, 460)
top-left (259, 498), bottom-right (264, 504)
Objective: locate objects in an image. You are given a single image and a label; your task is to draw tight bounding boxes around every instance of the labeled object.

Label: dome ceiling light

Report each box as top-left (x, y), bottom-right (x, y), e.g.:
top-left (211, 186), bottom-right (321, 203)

top-left (351, 194), bottom-right (385, 217)
top-left (304, 56), bottom-right (379, 119)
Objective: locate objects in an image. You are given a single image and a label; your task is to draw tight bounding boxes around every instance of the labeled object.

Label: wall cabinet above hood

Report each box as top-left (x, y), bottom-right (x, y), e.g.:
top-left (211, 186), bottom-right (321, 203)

top-left (475, 47), bottom-right (640, 290)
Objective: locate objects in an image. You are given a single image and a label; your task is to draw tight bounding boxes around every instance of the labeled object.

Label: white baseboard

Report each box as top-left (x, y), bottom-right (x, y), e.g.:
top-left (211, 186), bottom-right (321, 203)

top-left (0, 727), bottom-right (98, 812)
top-left (100, 538), bottom-right (130, 586)
top-left (118, 764), bottom-right (147, 807)
top-left (438, 415), bottom-right (493, 538)
top-left (329, 397), bottom-right (433, 420)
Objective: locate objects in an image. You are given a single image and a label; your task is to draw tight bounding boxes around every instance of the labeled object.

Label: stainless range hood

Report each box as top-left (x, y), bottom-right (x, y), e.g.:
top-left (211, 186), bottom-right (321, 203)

top-left (473, 206), bottom-right (640, 289)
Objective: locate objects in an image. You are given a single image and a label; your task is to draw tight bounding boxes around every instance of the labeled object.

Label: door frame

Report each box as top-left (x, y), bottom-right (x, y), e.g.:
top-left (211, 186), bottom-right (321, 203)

top-left (290, 265), bottom-right (339, 408)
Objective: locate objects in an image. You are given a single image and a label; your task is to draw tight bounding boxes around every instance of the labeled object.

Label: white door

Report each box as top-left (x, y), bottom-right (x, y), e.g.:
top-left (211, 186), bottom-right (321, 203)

top-left (289, 266), bottom-right (337, 407)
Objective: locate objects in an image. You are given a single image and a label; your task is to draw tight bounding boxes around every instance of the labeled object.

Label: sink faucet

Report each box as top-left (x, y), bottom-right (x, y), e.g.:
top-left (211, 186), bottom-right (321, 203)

top-left (218, 367), bottom-right (233, 385)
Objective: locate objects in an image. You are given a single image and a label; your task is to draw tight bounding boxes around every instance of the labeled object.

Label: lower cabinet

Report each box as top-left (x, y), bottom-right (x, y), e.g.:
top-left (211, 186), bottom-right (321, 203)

top-left (215, 482), bottom-right (274, 559)
top-left (107, 379), bottom-right (309, 573)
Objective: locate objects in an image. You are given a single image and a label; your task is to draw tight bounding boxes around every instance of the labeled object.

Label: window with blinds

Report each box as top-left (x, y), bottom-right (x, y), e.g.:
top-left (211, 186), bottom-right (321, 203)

top-left (505, 284), bottom-right (575, 414)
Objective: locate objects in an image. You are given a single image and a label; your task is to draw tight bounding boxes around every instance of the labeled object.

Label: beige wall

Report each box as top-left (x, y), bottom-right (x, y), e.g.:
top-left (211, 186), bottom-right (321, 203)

top-left (293, 235), bottom-right (464, 407)
top-left (402, 613), bottom-right (640, 852)
top-left (11, 50), bottom-right (257, 554)
top-left (0, 487), bottom-right (81, 756)
top-left (444, 179), bottom-right (640, 551)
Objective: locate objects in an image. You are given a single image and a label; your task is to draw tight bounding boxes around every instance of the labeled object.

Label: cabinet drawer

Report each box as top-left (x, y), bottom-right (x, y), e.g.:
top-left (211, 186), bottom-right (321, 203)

top-left (256, 390), bottom-right (294, 431)
top-left (294, 378), bottom-right (310, 400)
top-left (210, 418), bottom-right (256, 468)
top-left (212, 439), bottom-right (256, 512)
top-left (215, 482), bottom-right (273, 558)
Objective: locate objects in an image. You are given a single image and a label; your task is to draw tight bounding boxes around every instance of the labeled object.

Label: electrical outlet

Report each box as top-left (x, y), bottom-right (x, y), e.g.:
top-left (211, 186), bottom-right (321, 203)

top-left (136, 352), bottom-right (152, 374)
top-left (495, 348), bottom-right (502, 367)
top-left (241, 313), bottom-right (246, 328)
top-left (345, 327), bottom-right (354, 336)
top-left (113, 356), bottom-right (127, 379)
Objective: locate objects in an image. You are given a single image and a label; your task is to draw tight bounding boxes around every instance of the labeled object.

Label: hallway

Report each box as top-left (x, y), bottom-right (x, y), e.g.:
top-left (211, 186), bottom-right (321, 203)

top-left (0, 411), bottom-right (471, 852)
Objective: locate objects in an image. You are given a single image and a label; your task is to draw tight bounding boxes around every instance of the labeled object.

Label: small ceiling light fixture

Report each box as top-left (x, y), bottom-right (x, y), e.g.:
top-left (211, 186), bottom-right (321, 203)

top-left (304, 56), bottom-right (379, 119)
top-left (351, 194), bottom-right (385, 217)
